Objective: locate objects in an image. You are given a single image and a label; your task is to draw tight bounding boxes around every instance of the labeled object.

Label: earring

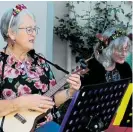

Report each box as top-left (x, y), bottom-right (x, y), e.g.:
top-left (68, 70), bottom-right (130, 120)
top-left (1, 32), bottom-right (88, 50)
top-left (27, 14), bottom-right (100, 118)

top-left (96, 50), bottom-right (100, 55)
top-left (11, 39), bottom-right (15, 46)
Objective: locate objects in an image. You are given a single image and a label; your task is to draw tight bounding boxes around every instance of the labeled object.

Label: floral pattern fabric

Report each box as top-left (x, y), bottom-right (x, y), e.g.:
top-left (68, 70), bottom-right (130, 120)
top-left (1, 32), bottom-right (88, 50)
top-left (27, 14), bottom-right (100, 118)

top-left (0, 52), bottom-right (56, 100)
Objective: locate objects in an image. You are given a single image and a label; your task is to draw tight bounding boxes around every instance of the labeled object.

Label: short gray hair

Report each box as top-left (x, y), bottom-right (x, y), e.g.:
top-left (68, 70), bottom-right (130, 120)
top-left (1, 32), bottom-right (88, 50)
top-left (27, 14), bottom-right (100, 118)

top-left (0, 8), bottom-right (36, 41)
top-left (94, 27), bottom-right (132, 68)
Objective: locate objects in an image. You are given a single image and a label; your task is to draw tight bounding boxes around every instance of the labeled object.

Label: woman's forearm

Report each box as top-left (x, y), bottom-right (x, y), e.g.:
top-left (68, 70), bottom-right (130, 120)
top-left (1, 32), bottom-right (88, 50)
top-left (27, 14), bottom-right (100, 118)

top-left (0, 99), bottom-right (19, 117)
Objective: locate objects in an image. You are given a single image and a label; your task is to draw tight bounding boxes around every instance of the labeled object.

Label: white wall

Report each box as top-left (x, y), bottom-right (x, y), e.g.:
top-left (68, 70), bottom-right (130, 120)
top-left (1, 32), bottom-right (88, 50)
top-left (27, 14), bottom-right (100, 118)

top-left (0, 1), bottom-right (47, 56)
top-left (53, 1), bottom-right (69, 81)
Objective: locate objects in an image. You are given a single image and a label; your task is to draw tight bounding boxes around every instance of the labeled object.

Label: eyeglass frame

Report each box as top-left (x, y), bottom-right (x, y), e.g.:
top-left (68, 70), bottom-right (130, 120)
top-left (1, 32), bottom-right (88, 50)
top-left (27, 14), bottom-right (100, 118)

top-left (114, 46), bottom-right (130, 56)
top-left (18, 26), bottom-right (40, 35)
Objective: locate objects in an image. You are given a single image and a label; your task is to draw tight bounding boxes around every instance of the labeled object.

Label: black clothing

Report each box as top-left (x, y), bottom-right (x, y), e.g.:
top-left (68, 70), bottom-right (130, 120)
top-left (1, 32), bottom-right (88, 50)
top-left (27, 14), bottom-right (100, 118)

top-left (81, 58), bottom-right (132, 86)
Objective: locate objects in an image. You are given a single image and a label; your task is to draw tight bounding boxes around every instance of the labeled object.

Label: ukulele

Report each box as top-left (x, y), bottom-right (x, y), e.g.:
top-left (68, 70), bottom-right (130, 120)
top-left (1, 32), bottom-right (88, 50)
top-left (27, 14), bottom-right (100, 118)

top-left (0, 59), bottom-right (89, 132)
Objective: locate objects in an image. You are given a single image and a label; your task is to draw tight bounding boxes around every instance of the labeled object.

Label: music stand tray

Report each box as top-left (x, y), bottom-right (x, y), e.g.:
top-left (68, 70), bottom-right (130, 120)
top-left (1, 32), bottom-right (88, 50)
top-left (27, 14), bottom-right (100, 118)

top-left (60, 78), bottom-right (131, 132)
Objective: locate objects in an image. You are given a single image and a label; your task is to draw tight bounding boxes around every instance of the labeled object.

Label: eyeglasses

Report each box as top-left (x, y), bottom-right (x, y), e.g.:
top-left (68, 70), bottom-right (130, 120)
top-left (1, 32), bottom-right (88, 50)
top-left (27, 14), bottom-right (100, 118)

top-left (115, 47), bottom-right (129, 55)
top-left (18, 26), bottom-right (40, 35)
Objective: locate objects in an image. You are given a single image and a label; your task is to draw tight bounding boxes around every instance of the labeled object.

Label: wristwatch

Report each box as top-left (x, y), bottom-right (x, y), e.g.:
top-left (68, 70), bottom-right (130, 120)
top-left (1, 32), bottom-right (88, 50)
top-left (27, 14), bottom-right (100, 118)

top-left (66, 89), bottom-right (73, 99)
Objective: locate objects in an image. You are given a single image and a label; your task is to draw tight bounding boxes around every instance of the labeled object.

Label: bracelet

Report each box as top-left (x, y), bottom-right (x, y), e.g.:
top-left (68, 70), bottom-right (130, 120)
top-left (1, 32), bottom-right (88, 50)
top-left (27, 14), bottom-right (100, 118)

top-left (66, 89), bottom-right (73, 99)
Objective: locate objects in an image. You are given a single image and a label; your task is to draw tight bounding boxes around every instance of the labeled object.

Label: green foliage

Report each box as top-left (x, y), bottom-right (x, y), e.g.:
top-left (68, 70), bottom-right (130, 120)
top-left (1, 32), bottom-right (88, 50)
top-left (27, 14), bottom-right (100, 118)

top-left (54, 1), bottom-right (132, 59)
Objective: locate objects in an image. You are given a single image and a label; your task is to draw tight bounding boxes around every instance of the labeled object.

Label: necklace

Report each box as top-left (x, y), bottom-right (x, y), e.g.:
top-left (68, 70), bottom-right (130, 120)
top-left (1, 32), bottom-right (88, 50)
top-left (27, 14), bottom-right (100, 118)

top-left (105, 68), bottom-right (120, 82)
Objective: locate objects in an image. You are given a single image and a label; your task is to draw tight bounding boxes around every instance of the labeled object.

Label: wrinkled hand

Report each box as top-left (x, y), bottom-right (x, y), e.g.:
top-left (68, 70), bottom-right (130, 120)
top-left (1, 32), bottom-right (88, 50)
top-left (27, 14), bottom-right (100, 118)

top-left (67, 74), bottom-right (81, 96)
top-left (15, 94), bottom-right (55, 113)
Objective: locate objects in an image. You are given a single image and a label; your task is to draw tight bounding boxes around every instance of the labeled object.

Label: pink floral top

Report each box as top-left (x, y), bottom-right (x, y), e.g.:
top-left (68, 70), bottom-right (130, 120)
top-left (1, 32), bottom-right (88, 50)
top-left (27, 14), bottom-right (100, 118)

top-left (0, 52), bottom-right (56, 100)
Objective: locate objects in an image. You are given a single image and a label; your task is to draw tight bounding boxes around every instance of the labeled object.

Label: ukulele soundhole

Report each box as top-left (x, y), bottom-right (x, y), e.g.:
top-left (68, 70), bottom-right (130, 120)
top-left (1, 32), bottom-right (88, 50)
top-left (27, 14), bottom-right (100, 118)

top-left (14, 113), bottom-right (27, 124)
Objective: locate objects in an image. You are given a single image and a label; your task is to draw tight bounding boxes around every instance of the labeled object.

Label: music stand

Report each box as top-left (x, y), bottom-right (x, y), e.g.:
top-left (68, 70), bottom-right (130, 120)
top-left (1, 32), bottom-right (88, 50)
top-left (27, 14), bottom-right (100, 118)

top-left (120, 93), bottom-right (132, 127)
top-left (113, 83), bottom-right (132, 128)
top-left (60, 78), bottom-right (131, 132)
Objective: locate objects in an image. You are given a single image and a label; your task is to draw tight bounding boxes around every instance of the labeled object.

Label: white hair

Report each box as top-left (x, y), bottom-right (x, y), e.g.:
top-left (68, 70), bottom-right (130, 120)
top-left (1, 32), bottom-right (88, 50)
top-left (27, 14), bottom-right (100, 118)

top-left (0, 8), bottom-right (36, 41)
top-left (94, 27), bottom-right (132, 68)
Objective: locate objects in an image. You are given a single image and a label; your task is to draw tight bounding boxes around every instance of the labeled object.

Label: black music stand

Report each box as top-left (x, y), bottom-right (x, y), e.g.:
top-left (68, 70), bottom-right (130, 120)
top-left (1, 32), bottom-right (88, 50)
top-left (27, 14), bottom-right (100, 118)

top-left (60, 78), bottom-right (131, 132)
top-left (120, 93), bottom-right (132, 128)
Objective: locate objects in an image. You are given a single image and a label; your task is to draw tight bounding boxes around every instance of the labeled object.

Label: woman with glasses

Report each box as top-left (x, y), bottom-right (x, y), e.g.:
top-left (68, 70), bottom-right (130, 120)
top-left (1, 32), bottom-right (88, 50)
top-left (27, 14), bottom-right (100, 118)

top-left (81, 27), bottom-right (132, 132)
top-left (0, 4), bottom-right (81, 132)
top-left (82, 27), bottom-right (132, 85)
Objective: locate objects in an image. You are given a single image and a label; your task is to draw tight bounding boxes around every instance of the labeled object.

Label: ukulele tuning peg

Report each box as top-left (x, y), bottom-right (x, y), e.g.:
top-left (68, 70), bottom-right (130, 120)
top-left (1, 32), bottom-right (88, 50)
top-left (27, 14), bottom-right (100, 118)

top-left (79, 59), bottom-right (87, 69)
top-left (80, 63), bottom-right (87, 69)
top-left (75, 56), bottom-right (82, 63)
